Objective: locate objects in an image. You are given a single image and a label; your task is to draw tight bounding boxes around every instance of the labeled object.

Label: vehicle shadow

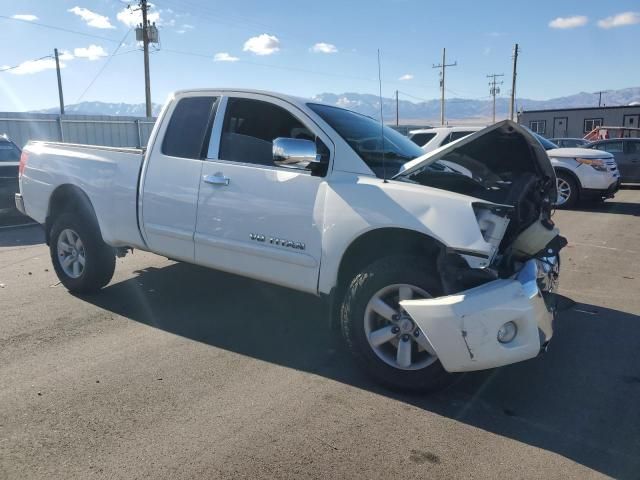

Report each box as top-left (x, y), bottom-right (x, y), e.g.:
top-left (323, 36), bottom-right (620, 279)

top-left (572, 200), bottom-right (640, 216)
top-left (81, 262), bottom-right (640, 479)
top-left (0, 223), bottom-right (44, 247)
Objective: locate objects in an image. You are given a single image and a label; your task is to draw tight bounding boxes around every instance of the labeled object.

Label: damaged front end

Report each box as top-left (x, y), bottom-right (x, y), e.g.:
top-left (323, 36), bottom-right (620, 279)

top-left (396, 120), bottom-right (567, 372)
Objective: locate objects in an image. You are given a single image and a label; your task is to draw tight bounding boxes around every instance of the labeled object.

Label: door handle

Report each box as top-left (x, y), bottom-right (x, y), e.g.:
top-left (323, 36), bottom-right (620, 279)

top-left (203, 173), bottom-right (230, 186)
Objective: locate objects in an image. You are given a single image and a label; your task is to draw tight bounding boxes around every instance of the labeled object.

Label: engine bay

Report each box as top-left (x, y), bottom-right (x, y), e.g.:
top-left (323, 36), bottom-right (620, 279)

top-left (397, 123), bottom-right (566, 292)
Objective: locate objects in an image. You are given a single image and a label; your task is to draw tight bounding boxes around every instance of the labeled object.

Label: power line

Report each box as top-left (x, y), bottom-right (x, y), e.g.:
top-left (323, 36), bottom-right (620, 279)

top-left (76, 29), bottom-right (132, 103)
top-left (0, 55), bottom-right (54, 73)
top-left (0, 15), bottom-right (123, 43)
top-left (161, 47), bottom-right (380, 83)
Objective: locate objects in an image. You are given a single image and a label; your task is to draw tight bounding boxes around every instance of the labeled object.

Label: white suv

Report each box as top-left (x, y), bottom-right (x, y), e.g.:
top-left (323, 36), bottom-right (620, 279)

top-left (408, 126), bottom-right (484, 153)
top-left (409, 127), bottom-right (620, 208)
top-left (533, 134), bottom-right (620, 208)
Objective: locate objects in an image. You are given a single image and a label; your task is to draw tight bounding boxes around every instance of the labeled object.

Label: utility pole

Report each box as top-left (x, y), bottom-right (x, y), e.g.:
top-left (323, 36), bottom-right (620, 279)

top-left (395, 89), bottom-right (399, 126)
top-left (433, 48), bottom-right (457, 125)
top-left (595, 90), bottom-right (606, 107)
top-left (140, 0), bottom-right (152, 118)
top-left (509, 43), bottom-right (519, 121)
top-left (487, 73), bottom-right (504, 123)
top-left (54, 48), bottom-right (65, 115)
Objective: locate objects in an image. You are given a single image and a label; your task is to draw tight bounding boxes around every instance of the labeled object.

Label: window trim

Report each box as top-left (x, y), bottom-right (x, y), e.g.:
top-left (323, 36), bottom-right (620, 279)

top-left (583, 117), bottom-right (603, 134)
top-left (529, 120), bottom-right (546, 135)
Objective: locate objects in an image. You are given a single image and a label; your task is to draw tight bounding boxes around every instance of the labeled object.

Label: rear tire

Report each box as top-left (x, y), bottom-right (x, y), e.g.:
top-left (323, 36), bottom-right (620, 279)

top-left (555, 172), bottom-right (579, 208)
top-left (49, 213), bottom-right (115, 293)
top-left (340, 255), bottom-right (454, 392)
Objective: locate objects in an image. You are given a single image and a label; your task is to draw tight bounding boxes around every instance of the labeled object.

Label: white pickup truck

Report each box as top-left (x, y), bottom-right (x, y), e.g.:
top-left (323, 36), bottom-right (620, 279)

top-left (16, 89), bottom-right (565, 391)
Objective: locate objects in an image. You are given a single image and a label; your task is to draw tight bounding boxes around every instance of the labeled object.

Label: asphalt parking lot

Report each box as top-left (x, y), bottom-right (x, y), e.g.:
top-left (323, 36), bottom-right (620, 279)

top-left (1, 190), bottom-right (639, 479)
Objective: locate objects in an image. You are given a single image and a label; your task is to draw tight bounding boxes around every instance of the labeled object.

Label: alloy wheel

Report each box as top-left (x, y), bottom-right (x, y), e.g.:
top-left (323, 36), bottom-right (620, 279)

top-left (364, 284), bottom-right (438, 370)
top-left (57, 228), bottom-right (86, 279)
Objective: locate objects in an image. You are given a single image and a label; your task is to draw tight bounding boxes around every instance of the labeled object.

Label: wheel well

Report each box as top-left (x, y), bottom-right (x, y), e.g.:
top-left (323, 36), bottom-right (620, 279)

top-left (328, 228), bottom-right (444, 328)
top-left (45, 185), bottom-right (99, 245)
top-left (554, 167), bottom-right (581, 194)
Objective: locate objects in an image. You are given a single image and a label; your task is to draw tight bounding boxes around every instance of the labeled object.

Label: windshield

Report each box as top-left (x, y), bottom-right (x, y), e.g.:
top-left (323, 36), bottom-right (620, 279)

top-left (0, 141), bottom-right (20, 162)
top-left (307, 103), bottom-right (424, 177)
top-left (533, 132), bottom-right (559, 151)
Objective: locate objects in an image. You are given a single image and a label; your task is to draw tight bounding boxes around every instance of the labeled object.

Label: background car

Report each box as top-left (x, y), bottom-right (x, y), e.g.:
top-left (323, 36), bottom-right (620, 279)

top-left (533, 134), bottom-right (620, 207)
top-left (550, 137), bottom-right (590, 148)
top-left (586, 138), bottom-right (640, 183)
top-left (0, 134), bottom-right (21, 210)
top-left (408, 126), bottom-right (484, 153)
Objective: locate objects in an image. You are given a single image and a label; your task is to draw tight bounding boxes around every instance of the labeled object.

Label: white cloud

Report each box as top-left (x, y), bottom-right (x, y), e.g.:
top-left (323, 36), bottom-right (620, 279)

top-left (214, 52), bottom-right (239, 62)
top-left (398, 74), bottom-right (414, 81)
top-left (597, 12), bottom-right (640, 29)
top-left (176, 23), bottom-right (194, 34)
top-left (117, 6), bottom-right (161, 28)
top-left (73, 45), bottom-right (108, 61)
top-left (68, 6), bottom-right (114, 29)
top-left (58, 50), bottom-right (75, 61)
top-left (12, 14), bottom-right (38, 21)
top-left (7, 58), bottom-right (62, 75)
top-left (548, 15), bottom-right (588, 29)
top-left (311, 42), bottom-right (337, 54)
top-left (243, 34), bottom-right (280, 55)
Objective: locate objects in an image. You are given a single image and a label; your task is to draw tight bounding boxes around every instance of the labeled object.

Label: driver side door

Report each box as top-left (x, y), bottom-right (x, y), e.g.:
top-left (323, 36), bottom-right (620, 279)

top-left (194, 94), bottom-right (332, 293)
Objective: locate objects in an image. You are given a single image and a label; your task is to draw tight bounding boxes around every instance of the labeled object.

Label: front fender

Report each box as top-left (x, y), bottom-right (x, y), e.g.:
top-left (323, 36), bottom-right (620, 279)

top-left (317, 173), bottom-right (494, 294)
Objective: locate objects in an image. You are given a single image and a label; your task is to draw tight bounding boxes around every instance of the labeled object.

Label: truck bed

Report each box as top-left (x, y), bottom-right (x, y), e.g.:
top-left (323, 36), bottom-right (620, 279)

top-left (20, 141), bottom-right (147, 250)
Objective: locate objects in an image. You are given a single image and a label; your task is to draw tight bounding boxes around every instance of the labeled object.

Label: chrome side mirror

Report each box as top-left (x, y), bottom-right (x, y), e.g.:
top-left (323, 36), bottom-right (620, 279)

top-left (273, 137), bottom-right (321, 169)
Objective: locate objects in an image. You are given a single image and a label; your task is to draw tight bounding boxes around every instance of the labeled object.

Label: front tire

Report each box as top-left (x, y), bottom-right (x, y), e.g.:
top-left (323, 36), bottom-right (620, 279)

top-left (49, 213), bottom-right (115, 293)
top-left (340, 256), bottom-right (453, 391)
top-left (555, 172), bottom-right (579, 208)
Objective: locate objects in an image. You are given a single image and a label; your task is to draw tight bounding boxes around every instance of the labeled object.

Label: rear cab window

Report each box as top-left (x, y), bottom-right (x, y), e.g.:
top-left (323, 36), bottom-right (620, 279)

top-left (162, 96), bottom-right (218, 159)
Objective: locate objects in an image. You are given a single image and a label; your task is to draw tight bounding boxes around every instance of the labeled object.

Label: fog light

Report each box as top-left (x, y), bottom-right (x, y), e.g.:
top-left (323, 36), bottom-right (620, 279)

top-left (497, 321), bottom-right (517, 343)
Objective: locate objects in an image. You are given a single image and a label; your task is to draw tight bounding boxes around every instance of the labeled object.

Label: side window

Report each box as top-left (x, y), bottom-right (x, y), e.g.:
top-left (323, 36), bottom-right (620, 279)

top-left (626, 141), bottom-right (639, 154)
top-left (440, 133), bottom-right (454, 147)
top-left (409, 132), bottom-right (435, 146)
top-left (219, 98), bottom-right (314, 166)
top-left (449, 131), bottom-right (475, 142)
top-left (598, 141), bottom-right (624, 153)
top-left (529, 120), bottom-right (546, 134)
top-left (584, 118), bottom-right (603, 134)
top-left (162, 96), bottom-right (217, 159)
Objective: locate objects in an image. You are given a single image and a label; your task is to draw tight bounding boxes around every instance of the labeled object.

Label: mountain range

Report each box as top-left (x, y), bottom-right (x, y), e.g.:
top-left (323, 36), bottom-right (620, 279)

top-left (31, 87), bottom-right (640, 123)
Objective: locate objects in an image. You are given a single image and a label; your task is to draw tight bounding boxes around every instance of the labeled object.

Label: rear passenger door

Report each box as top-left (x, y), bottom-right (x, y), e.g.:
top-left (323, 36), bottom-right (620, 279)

top-left (594, 141), bottom-right (628, 181)
top-left (194, 94), bottom-right (332, 293)
top-left (141, 94), bottom-right (218, 261)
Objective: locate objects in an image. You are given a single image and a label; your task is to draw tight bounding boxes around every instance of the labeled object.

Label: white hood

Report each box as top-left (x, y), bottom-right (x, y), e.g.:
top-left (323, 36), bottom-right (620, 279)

top-left (546, 147), bottom-right (613, 159)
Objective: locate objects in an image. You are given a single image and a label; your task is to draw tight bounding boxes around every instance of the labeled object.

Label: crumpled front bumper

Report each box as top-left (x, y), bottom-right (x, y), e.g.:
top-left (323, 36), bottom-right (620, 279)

top-left (400, 259), bottom-right (554, 373)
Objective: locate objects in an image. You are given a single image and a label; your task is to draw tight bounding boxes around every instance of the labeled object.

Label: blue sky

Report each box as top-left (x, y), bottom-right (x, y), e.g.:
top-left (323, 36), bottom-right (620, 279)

top-left (0, 0), bottom-right (639, 111)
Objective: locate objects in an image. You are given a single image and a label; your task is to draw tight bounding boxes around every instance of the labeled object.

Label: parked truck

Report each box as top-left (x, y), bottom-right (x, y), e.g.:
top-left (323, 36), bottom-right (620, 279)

top-left (16, 89), bottom-right (565, 391)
